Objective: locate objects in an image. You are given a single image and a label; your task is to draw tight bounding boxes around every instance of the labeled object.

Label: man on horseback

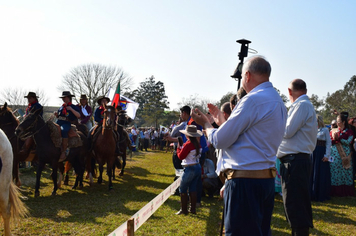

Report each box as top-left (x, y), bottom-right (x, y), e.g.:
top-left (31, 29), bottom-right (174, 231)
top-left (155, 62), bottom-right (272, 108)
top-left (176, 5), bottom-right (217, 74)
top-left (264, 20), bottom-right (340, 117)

top-left (88, 96), bottom-right (121, 155)
top-left (54, 91), bottom-right (81, 162)
top-left (19, 92), bottom-right (43, 155)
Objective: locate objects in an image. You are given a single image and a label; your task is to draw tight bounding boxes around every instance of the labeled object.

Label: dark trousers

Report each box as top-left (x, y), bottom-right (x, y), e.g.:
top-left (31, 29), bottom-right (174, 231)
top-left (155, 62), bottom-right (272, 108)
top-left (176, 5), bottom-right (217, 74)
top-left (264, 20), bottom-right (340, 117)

top-left (224, 178), bottom-right (274, 236)
top-left (280, 153), bottom-right (313, 230)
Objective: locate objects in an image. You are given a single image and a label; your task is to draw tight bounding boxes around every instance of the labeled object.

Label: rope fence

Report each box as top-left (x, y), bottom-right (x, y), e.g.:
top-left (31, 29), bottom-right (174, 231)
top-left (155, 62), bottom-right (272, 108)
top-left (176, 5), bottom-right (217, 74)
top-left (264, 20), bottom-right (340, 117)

top-left (108, 176), bottom-right (182, 236)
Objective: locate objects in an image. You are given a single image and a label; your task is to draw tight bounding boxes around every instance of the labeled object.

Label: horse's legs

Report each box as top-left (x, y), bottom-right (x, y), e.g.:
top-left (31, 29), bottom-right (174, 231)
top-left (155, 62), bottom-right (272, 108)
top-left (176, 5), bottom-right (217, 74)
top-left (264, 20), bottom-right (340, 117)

top-left (112, 164), bottom-right (116, 180)
top-left (51, 163), bottom-right (59, 196)
top-left (34, 161), bottom-right (45, 197)
top-left (107, 158), bottom-right (114, 190)
top-left (98, 162), bottom-right (103, 184)
top-left (2, 214), bottom-right (11, 236)
top-left (13, 157), bottom-right (21, 187)
top-left (119, 153), bottom-right (126, 176)
top-left (57, 162), bottom-right (64, 189)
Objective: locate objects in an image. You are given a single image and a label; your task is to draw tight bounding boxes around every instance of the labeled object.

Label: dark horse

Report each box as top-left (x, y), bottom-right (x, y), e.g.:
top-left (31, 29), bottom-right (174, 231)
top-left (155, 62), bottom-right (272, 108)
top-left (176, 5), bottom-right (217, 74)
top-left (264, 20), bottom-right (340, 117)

top-left (92, 105), bottom-right (117, 190)
top-left (0, 103), bottom-right (33, 186)
top-left (15, 107), bottom-right (87, 196)
top-left (114, 111), bottom-right (132, 177)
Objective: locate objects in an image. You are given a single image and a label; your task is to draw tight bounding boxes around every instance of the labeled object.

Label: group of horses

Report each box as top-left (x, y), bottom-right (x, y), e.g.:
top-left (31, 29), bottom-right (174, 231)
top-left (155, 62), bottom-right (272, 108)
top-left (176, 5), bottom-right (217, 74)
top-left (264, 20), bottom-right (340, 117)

top-left (0, 103), bottom-right (132, 198)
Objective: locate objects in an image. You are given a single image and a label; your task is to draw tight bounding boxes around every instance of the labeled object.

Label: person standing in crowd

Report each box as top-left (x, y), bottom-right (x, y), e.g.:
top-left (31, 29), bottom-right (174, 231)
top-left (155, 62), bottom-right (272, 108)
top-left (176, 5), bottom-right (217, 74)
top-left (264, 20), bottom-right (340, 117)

top-left (310, 115), bottom-right (332, 201)
top-left (277, 79), bottom-right (317, 236)
top-left (54, 91), bottom-right (81, 162)
top-left (329, 114), bottom-right (354, 196)
top-left (144, 128), bottom-right (150, 151)
top-left (331, 120), bottom-right (337, 129)
top-left (176, 125), bottom-right (202, 215)
top-left (131, 126), bottom-right (138, 144)
top-left (77, 94), bottom-right (92, 130)
top-left (138, 128), bottom-right (144, 151)
top-left (348, 117), bottom-right (356, 180)
top-left (192, 56), bottom-right (287, 236)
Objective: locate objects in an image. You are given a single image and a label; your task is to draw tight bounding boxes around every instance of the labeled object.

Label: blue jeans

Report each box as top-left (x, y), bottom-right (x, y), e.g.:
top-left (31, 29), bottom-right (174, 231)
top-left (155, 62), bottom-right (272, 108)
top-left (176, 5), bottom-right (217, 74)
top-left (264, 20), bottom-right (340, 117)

top-left (179, 164), bottom-right (201, 193)
top-left (57, 120), bottom-right (71, 138)
top-left (224, 178), bottom-right (274, 236)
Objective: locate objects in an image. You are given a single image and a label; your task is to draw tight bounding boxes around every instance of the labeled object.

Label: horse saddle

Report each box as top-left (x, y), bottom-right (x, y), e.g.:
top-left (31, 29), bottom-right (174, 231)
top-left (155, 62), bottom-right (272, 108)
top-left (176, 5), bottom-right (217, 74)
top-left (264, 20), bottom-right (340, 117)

top-left (46, 121), bottom-right (82, 148)
top-left (91, 125), bottom-right (119, 144)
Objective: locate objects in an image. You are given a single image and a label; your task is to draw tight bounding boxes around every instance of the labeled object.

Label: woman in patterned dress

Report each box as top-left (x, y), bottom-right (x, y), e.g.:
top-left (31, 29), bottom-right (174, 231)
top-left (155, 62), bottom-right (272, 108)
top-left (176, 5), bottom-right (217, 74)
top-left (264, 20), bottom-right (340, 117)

top-left (329, 114), bottom-right (354, 197)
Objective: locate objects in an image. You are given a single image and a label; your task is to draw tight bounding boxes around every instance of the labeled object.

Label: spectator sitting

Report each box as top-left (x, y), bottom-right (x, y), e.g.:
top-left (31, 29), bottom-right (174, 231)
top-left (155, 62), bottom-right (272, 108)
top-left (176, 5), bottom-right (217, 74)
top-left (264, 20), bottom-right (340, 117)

top-left (201, 158), bottom-right (218, 198)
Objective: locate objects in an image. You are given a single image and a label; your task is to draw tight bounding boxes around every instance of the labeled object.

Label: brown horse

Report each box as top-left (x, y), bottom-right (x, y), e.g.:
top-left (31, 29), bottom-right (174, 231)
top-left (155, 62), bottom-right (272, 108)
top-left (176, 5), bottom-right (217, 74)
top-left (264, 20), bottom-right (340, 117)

top-left (92, 105), bottom-right (117, 190)
top-left (114, 111), bottom-right (132, 177)
top-left (0, 103), bottom-right (34, 186)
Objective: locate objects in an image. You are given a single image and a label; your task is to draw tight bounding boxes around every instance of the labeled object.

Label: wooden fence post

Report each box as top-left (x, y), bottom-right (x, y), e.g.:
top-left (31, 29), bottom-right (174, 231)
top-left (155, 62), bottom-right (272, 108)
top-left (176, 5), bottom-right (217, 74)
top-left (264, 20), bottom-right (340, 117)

top-left (127, 218), bottom-right (135, 236)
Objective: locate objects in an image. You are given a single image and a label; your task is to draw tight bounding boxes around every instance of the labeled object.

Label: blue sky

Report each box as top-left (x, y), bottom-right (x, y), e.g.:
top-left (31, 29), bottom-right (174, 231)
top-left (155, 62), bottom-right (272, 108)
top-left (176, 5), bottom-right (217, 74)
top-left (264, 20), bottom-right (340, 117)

top-left (0, 1), bottom-right (355, 109)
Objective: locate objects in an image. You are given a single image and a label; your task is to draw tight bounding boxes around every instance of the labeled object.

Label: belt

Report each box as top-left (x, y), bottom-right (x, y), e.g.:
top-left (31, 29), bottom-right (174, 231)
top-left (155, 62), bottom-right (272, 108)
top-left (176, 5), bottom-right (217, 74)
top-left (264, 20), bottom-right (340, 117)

top-left (280, 153), bottom-right (310, 163)
top-left (316, 140), bottom-right (326, 146)
top-left (225, 168), bottom-right (276, 180)
top-left (57, 116), bottom-right (67, 121)
top-left (183, 163), bottom-right (198, 168)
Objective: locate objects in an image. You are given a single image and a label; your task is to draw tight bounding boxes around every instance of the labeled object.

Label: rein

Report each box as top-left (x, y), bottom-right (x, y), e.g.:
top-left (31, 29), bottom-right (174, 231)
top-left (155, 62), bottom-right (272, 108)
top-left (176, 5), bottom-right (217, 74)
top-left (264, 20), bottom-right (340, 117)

top-left (18, 116), bottom-right (46, 140)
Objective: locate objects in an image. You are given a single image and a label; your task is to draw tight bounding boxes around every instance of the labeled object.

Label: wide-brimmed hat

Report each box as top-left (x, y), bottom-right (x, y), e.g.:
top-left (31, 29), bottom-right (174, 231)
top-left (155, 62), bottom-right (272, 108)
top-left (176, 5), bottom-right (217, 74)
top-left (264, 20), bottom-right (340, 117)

top-left (97, 96), bottom-right (110, 105)
top-left (179, 125), bottom-right (203, 137)
top-left (24, 92), bottom-right (38, 99)
top-left (60, 91), bottom-right (75, 98)
top-left (79, 94), bottom-right (88, 100)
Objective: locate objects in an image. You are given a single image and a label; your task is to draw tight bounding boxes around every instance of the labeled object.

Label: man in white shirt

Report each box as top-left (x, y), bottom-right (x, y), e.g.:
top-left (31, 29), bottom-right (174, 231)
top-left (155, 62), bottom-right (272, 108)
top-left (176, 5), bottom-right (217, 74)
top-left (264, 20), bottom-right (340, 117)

top-left (192, 56), bottom-right (287, 236)
top-left (277, 79), bottom-right (317, 236)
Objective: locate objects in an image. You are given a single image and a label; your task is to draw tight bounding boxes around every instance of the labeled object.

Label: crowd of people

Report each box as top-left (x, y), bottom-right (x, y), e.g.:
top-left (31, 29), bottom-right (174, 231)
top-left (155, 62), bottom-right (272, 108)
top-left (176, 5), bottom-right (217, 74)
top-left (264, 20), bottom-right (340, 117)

top-left (163, 56), bottom-right (355, 236)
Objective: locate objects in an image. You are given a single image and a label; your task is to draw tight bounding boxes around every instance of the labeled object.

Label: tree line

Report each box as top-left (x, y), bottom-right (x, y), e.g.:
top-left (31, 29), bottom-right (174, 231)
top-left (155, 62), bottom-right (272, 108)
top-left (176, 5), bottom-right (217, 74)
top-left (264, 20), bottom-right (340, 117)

top-left (1, 63), bottom-right (354, 127)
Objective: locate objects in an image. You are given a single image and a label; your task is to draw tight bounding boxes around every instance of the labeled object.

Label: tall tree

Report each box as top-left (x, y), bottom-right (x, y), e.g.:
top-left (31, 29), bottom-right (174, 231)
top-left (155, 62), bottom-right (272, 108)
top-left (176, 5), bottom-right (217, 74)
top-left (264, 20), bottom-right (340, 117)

top-left (59, 63), bottom-right (133, 111)
top-left (217, 91), bottom-right (235, 109)
top-left (127, 76), bottom-right (169, 127)
top-left (309, 94), bottom-right (324, 113)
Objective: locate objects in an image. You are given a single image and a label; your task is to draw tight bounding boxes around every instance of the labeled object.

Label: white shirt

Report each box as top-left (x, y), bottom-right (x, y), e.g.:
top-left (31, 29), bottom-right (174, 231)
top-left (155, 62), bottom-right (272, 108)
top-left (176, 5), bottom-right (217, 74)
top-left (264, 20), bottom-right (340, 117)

top-left (208, 82), bottom-right (287, 172)
top-left (131, 129), bottom-right (137, 136)
top-left (277, 94), bottom-right (317, 158)
top-left (317, 127), bottom-right (331, 158)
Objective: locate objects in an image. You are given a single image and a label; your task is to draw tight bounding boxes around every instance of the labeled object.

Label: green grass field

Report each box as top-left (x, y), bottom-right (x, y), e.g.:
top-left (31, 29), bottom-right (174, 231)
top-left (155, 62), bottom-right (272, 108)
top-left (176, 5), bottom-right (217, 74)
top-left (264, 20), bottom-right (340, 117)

top-left (2, 150), bottom-right (356, 235)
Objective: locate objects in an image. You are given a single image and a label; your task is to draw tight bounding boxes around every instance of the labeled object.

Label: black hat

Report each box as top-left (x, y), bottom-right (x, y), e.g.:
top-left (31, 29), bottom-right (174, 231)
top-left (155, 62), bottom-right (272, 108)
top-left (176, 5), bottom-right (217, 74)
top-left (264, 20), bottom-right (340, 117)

top-left (59, 91), bottom-right (75, 98)
top-left (97, 96), bottom-right (110, 105)
top-left (80, 94), bottom-right (88, 100)
top-left (24, 92), bottom-right (38, 99)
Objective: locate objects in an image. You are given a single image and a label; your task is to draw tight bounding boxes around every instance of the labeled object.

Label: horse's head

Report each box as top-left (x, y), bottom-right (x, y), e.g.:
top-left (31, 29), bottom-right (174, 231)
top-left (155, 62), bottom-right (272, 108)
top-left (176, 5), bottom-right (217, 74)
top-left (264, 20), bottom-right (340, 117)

top-left (103, 105), bottom-right (116, 129)
top-left (117, 112), bottom-right (127, 126)
top-left (0, 102), bottom-right (19, 128)
top-left (15, 107), bottom-right (43, 139)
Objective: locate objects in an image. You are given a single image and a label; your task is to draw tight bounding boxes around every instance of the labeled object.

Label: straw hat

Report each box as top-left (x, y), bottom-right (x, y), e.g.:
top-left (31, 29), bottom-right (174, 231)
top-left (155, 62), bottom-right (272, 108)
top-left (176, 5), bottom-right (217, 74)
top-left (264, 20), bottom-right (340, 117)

top-left (179, 125), bottom-right (203, 137)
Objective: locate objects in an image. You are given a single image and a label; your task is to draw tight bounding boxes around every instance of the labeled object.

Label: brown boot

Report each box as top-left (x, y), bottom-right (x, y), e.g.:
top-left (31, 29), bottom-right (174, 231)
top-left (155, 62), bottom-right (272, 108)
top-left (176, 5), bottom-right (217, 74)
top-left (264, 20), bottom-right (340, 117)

top-left (59, 138), bottom-right (69, 162)
top-left (176, 193), bottom-right (188, 215)
top-left (189, 192), bottom-right (197, 214)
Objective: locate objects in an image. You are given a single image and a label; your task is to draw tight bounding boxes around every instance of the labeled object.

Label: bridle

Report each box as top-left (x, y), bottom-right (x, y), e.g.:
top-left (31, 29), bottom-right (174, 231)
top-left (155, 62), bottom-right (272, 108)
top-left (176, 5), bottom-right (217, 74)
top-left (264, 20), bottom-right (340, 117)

top-left (17, 114), bottom-right (46, 140)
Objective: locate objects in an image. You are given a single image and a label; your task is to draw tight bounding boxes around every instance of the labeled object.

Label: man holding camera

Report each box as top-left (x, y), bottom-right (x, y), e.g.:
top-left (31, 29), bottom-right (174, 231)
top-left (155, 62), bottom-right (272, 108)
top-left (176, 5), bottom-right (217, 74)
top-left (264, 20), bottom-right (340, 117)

top-left (192, 56), bottom-right (287, 236)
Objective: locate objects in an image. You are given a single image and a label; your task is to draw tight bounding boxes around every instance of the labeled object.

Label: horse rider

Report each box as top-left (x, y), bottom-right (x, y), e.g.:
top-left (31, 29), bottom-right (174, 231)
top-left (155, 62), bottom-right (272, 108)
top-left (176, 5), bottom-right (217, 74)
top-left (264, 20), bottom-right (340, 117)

top-left (19, 92), bottom-right (43, 155)
top-left (88, 95), bottom-right (121, 155)
top-left (77, 94), bottom-right (93, 131)
top-left (54, 91), bottom-right (81, 162)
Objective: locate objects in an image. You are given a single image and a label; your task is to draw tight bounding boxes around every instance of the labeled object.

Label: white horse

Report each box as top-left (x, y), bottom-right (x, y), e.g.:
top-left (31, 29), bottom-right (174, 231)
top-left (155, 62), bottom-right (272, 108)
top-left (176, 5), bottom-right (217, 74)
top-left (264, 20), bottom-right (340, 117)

top-left (0, 129), bottom-right (28, 236)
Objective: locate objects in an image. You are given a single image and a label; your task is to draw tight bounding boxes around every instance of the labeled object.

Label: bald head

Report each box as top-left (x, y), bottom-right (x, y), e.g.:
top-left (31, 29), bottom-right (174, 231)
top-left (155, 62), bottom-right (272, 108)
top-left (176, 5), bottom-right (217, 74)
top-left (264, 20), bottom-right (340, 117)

top-left (288, 78), bottom-right (307, 103)
top-left (241, 56), bottom-right (271, 93)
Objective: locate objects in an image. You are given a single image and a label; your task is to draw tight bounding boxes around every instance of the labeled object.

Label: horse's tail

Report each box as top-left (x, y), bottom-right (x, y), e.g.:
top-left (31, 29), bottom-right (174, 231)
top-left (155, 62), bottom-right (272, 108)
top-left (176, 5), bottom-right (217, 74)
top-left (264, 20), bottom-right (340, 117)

top-left (9, 181), bottom-right (29, 221)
